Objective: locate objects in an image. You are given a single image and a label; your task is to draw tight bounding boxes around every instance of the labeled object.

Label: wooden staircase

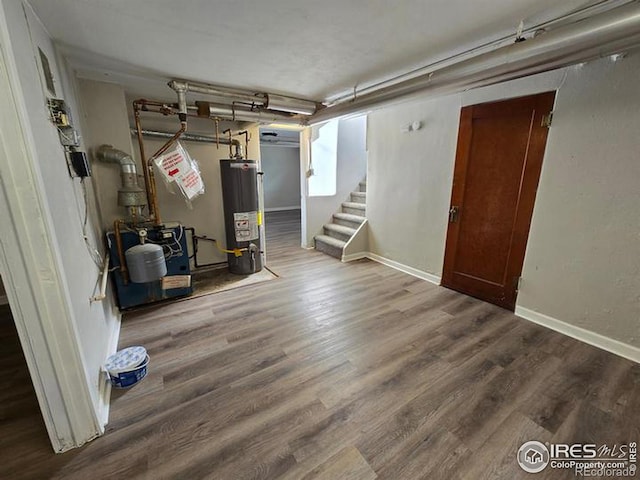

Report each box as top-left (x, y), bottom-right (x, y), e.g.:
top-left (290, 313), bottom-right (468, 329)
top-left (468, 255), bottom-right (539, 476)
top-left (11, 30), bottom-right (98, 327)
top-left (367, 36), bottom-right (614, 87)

top-left (314, 180), bottom-right (366, 259)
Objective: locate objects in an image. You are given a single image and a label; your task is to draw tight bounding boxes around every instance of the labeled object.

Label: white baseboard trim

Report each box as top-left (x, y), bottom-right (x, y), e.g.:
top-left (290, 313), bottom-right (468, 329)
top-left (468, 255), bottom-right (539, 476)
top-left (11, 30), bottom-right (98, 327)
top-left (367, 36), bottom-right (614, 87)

top-left (365, 252), bottom-right (441, 286)
top-left (97, 313), bottom-right (121, 431)
top-left (264, 206), bottom-right (301, 212)
top-left (0, 294), bottom-right (8, 305)
top-left (329, 249), bottom-right (640, 364)
top-left (515, 306), bottom-right (640, 364)
top-left (342, 252), bottom-right (368, 262)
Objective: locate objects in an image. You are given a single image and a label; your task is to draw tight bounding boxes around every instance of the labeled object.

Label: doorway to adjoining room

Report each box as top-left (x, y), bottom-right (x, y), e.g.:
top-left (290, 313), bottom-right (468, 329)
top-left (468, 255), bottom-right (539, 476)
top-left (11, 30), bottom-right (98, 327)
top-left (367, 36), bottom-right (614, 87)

top-left (259, 127), bottom-right (302, 257)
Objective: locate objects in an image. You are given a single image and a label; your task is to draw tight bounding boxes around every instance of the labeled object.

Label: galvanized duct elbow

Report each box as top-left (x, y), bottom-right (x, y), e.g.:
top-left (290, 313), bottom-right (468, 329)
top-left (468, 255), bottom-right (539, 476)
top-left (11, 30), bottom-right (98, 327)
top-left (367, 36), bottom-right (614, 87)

top-left (96, 145), bottom-right (147, 210)
top-left (97, 144), bottom-right (136, 168)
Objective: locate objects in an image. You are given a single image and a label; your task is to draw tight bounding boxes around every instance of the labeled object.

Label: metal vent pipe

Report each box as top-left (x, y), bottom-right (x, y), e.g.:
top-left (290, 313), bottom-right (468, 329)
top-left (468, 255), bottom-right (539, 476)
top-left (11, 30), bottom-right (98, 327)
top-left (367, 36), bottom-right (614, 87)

top-left (311, 2), bottom-right (640, 123)
top-left (168, 80), bottom-right (318, 116)
top-left (169, 80), bottom-right (267, 106)
top-left (264, 93), bottom-right (318, 115)
top-left (96, 144), bottom-right (147, 214)
top-left (188, 102), bottom-right (304, 125)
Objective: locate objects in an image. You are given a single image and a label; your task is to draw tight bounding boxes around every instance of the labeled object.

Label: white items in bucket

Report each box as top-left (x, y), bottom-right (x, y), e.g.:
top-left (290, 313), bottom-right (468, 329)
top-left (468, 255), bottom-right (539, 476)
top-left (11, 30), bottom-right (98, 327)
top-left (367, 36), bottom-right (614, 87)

top-left (104, 346), bottom-right (150, 389)
top-left (154, 142), bottom-right (205, 202)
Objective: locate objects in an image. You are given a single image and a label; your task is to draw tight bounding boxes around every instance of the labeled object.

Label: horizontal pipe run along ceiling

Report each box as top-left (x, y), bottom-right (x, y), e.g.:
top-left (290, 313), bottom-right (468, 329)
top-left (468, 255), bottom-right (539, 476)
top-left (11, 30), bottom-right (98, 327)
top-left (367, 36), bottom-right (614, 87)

top-left (33, 0), bottom-right (612, 100)
top-left (310, 2), bottom-right (640, 123)
top-left (162, 3), bottom-right (640, 126)
top-left (38, 0), bottom-right (640, 125)
top-left (166, 81), bottom-right (318, 127)
top-left (186, 104), bottom-right (304, 125)
top-left (322, 0), bottom-right (634, 105)
top-left (130, 128), bottom-right (240, 145)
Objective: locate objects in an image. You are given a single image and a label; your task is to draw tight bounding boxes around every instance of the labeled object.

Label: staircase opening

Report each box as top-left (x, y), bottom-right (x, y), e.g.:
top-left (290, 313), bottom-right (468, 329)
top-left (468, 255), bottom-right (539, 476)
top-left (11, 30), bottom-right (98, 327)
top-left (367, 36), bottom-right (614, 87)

top-left (301, 115), bottom-right (368, 260)
top-left (308, 119), bottom-right (339, 197)
top-left (314, 178), bottom-right (367, 260)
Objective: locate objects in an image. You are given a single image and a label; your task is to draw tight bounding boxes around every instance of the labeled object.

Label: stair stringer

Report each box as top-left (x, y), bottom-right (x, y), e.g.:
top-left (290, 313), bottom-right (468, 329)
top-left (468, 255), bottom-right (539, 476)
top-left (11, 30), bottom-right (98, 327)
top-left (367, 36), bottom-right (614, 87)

top-left (342, 218), bottom-right (369, 262)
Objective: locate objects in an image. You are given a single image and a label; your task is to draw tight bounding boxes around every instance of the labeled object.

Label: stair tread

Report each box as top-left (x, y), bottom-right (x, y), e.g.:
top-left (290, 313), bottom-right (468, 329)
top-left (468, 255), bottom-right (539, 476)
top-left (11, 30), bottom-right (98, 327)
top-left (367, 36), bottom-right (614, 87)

top-left (333, 212), bottom-right (366, 223)
top-left (315, 235), bottom-right (346, 248)
top-left (351, 191), bottom-right (366, 197)
top-left (323, 223), bottom-right (357, 236)
top-left (342, 202), bottom-right (366, 210)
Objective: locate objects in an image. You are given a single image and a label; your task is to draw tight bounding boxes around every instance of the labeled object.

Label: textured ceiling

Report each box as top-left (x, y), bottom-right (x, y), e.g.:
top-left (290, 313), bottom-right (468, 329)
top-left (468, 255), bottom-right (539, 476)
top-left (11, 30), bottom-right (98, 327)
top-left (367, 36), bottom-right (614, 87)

top-left (29, 0), bottom-right (599, 101)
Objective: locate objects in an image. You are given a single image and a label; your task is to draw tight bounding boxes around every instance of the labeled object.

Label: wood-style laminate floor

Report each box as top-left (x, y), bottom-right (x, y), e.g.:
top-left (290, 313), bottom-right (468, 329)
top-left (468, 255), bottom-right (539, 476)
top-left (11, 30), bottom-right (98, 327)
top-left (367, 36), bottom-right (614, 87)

top-left (1, 209), bottom-right (639, 479)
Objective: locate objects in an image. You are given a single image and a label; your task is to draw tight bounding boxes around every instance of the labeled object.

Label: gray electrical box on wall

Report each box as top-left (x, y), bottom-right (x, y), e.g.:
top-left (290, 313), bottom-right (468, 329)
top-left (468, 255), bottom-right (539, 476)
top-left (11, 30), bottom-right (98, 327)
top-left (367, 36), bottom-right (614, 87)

top-left (46, 98), bottom-right (88, 177)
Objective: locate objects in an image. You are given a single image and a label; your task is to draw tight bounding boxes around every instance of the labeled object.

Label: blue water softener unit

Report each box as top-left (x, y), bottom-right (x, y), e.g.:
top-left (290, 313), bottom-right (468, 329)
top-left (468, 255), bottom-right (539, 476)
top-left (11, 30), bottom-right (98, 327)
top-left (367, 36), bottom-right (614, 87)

top-left (106, 224), bottom-right (192, 309)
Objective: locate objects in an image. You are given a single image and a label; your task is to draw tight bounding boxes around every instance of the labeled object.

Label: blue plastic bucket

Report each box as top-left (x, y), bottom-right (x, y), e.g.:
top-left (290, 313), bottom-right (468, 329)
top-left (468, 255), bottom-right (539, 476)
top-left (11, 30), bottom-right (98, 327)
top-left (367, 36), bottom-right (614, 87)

top-left (104, 346), bottom-right (150, 389)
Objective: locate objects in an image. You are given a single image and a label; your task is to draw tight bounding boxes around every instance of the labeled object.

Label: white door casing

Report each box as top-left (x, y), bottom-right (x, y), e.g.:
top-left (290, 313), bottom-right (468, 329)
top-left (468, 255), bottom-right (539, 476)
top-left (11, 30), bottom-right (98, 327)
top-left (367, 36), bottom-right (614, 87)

top-left (0, 3), bottom-right (102, 452)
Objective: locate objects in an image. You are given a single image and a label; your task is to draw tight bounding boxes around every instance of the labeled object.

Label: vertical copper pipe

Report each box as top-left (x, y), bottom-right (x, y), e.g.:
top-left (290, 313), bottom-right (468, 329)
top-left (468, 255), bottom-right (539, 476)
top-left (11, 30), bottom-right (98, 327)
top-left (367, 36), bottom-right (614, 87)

top-left (147, 123), bottom-right (187, 225)
top-left (133, 101), bottom-right (156, 222)
top-left (149, 123), bottom-right (186, 159)
top-left (148, 165), bottom-right (161, 225)
top-left (114, 219), bottom-right (129, 285)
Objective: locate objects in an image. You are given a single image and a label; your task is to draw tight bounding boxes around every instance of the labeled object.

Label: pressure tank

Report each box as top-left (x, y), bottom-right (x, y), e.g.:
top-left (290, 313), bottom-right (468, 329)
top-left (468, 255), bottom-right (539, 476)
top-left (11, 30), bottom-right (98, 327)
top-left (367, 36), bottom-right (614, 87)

top-left (220, 159), bottom-right (263, 275)
top-left (125, 243), bottom-right (167, 283)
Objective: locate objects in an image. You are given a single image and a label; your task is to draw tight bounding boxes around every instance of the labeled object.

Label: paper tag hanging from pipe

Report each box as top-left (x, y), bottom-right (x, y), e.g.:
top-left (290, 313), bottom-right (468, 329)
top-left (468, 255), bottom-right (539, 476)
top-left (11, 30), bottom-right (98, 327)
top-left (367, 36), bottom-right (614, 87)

top-left (154, 142), bottom-right (205, 203)
top-left (178, 168), bottom-right (205, 200)
top-left (155, 142), bottom-right (191, 183)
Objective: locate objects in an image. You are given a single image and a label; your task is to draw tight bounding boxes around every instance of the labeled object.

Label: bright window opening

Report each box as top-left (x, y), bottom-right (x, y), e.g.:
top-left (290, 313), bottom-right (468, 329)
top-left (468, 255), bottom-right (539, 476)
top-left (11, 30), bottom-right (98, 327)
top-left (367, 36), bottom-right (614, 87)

top-left (308, 119), bottom-right (339, 196)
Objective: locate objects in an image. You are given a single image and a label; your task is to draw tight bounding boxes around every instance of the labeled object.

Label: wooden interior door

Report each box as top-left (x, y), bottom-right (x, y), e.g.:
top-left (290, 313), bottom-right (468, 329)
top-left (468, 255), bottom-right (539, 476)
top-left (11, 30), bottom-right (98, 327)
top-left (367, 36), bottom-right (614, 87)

top-left (442, 92), bottom-right (555, 310)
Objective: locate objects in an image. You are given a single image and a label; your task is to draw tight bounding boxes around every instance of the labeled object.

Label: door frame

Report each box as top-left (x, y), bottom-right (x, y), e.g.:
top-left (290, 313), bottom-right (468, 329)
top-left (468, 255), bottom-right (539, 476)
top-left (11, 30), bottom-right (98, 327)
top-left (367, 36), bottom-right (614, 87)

top-left (0, 7), bottom-right (101, 452)
top-left (442, 92), bottom-right (556, 310)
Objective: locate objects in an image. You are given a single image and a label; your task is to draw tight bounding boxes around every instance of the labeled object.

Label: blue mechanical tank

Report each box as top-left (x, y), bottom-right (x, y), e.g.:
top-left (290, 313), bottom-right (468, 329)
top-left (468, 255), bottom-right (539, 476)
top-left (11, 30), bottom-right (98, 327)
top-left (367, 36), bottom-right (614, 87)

top-left (106, 224), bottom-right (192, 309)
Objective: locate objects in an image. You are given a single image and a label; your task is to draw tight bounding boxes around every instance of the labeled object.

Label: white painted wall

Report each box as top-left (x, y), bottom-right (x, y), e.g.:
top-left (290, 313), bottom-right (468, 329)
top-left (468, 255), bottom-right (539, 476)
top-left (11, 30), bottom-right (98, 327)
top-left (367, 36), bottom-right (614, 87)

top-left (0, 0), bottom-right (119, 447)
top-left (367, 69), bottom-right (567, 277)
top-left (301, 116), bottom-right (367, 247)
top-left (366, 56), bottom-right (640, 352)
top-left (77, 79), bottom-right (135, 231)
top-left (517, 56), bottom-right (640, 348)
top-left (260, 145), bottom-right (300, 210)
top-left (367, 95), bottom-right (460, 274)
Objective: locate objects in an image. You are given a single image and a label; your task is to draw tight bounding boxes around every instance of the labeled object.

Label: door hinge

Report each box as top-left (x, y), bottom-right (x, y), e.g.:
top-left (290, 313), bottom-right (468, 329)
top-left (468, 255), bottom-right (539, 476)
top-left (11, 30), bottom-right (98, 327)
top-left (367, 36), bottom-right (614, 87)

top-left (513, 276), bottom-right (522, 291)
top-left (541, 112), bottom-right (553, 127)
top-left (449, 206), bottom-right (460, 223)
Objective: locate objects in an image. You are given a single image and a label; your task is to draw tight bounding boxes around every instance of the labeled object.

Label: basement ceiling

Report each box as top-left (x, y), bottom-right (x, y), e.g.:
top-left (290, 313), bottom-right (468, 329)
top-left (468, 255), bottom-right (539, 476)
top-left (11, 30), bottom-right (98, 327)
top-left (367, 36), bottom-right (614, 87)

top-left (29, 0), bottom-right (603, 102)
top-left (259, 127), bottom-right (301, 147)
